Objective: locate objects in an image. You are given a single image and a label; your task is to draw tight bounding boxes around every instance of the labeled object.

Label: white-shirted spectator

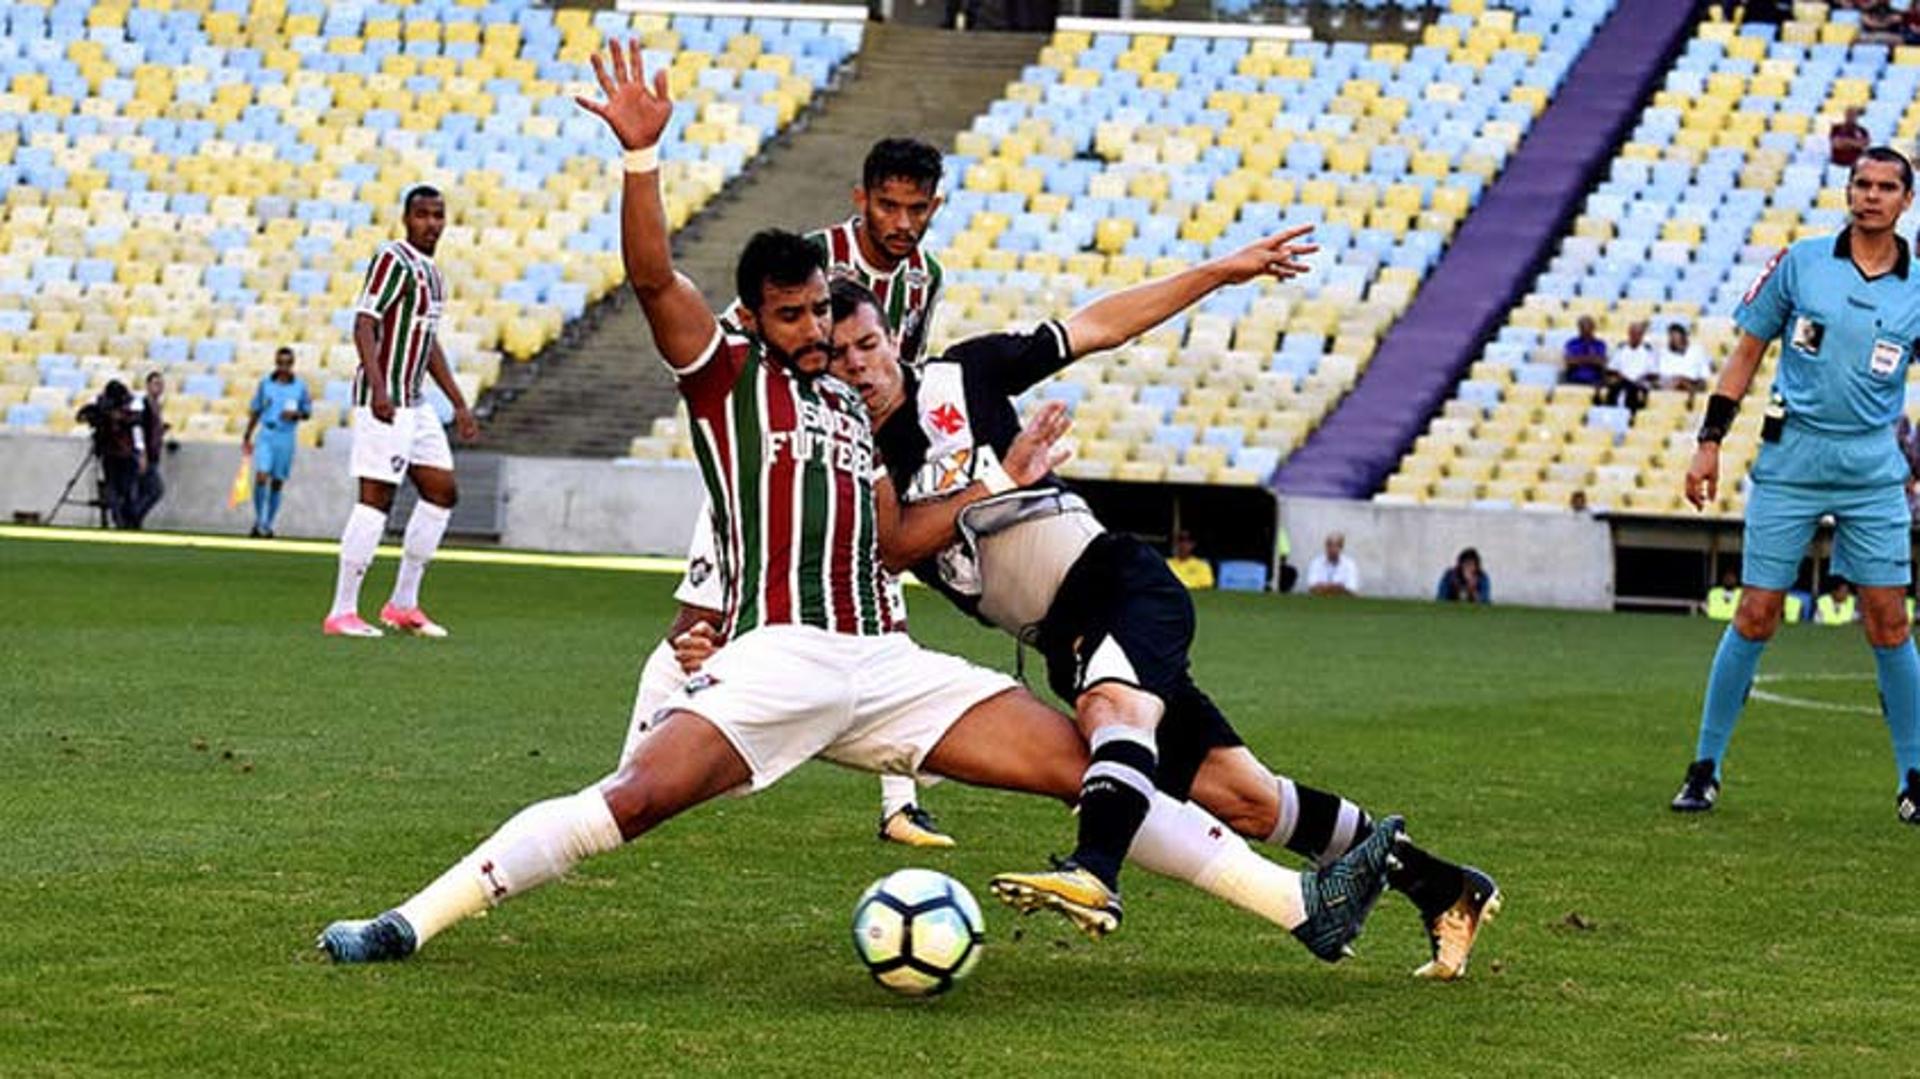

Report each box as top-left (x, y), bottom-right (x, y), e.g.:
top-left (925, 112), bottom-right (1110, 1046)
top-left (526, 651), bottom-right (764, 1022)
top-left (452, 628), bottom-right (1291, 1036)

top-left (1658, 323), bottom-right (1711, 391)
top-left (1305, 532), bottom-right (1361, 596)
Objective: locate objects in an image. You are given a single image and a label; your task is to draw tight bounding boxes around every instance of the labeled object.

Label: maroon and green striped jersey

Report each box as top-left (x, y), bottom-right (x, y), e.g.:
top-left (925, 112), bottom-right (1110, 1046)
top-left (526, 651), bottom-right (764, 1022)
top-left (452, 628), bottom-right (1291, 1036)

top-left (352, 240), bottom-right (445, 408)
top-left (721, 218), bottom-right (943, 366)
top-left (677, 328), bottom-right (906, 640)
top-left (810, 217), bottom-right (943, 366)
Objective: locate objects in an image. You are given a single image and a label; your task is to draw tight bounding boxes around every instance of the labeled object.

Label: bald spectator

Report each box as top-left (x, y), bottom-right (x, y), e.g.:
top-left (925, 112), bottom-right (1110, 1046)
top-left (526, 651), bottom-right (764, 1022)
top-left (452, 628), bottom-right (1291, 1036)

top-left (1830, 106), bottom-right (1871, 168)
top-left (1602, 319), bottom-right (1656, 410)
top-left (1305, 532), bottom-right (1361, 596)
top-left (1562, 316), bottom-right (1608, 387)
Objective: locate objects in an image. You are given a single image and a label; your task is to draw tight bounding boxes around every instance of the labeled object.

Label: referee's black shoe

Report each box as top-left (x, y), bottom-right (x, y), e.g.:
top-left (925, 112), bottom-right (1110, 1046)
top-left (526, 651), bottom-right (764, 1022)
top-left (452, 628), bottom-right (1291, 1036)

top-left (1898, 770), bottom-right (1920, 825)
top-left (1670, 759), bottom-right (1719, 813)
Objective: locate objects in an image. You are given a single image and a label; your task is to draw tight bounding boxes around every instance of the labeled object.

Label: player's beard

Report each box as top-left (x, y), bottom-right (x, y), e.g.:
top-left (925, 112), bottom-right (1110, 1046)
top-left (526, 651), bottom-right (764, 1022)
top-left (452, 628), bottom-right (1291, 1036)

top-left (765, 338), bottom-right (831, 379)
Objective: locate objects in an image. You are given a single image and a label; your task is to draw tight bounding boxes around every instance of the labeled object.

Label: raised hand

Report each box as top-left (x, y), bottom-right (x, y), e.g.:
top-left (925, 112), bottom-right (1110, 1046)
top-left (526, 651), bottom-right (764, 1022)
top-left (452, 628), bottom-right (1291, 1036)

top-left (1216, 224), bottom-right (1320, 286)
top-left (1004, 400), bottom-right (1074, 487)
top-left (574, 38), bottom-right (674, 151)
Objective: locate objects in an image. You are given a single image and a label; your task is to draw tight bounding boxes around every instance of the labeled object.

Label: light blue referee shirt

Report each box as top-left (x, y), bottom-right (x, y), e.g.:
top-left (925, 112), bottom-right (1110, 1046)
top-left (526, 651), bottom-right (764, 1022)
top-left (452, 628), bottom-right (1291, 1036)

top-left (251, 376), bottom-right (311, 434)
top-left (1736, 228), bottom-right (1920, 436)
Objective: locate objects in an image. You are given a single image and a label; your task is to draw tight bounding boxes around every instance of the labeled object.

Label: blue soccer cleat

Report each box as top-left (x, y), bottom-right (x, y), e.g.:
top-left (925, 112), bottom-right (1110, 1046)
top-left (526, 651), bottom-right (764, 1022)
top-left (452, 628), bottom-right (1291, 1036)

top-left (317, 910), bottom-right (418, 964)
top-left (1293, 814), bottom-right (1405, 963)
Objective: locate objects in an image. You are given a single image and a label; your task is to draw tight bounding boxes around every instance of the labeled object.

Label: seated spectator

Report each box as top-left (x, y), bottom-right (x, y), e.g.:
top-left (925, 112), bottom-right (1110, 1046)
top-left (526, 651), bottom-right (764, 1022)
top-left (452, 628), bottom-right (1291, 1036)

top-left (1657, 323), bottom-right (1711, 392)
top-left (1601, 319), bottom-right (1657, 410)
top-left (1704, 568), bottom-right (1740, 621)
top-left (1562, 316), bottom-right (1608, 386)
top-left (1569, 489), bottom-right (1590, 514)
top-left (1815, 578), bottom-right (1857, 626)
top-left (1305, 532), bottom-right (1361, 596)
top-left (1436, 548), bottom-right (1492, 604)
top-left (1862, 0), bottom-right (1903, 37)
top-left (1830, 106), bottom-right (1871, 168)
top-left (1165, 530), bottom-right (1214, 590)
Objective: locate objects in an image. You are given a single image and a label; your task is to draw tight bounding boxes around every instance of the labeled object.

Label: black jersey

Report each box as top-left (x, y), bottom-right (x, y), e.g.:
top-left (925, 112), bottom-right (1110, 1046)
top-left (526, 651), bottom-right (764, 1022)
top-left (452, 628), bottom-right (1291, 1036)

top-left (872, 319), bottom-right (1077, 620)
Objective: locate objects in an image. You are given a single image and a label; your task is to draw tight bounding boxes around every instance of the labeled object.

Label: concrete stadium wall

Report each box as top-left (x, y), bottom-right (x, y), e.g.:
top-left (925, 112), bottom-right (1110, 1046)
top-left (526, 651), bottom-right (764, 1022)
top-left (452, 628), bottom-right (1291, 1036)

top-left (1281, 496), bottom-right (1614, 610)
top-left (0, 432), bottom-right (706, 556)
top-left (1, 434), bottom-right (1613, 606)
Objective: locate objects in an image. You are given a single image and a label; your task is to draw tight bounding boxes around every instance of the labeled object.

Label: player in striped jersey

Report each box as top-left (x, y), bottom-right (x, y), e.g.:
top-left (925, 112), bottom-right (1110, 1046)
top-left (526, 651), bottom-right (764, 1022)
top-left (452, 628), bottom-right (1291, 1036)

top-left (318, 43), bottom-right (1401, 967)
top-left (670, 137), bottom-right (952, 845)
top-left (323, 185), bottom-right (480, 640)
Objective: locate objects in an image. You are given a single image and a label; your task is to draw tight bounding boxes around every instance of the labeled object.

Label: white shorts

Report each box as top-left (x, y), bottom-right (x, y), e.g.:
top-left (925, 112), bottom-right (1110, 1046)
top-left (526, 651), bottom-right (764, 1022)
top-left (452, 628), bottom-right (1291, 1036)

top-left (350, 404), bottom-right (453, 484)
top-left (659, 624), bottom-right (1018, 790)
top-left (673, 498), bottom-right (726, 611)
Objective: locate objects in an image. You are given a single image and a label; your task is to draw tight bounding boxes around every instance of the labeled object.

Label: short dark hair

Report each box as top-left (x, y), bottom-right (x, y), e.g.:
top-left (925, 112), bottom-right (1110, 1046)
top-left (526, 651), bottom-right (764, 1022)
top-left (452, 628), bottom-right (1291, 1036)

top-left (829, 277), bottom-right (885, 326)
top-left (736, 229), bottom-right (826, 312)
top-left (1458, 547), bottom-right (1480, 567)
top-left (275, 345), bottom-right (294, 358)
top-left (403, 184), bottom-right (442, 213)
top-left (862, 137), bottom-right (943, 195)
top-left (1852, 146), bottom-right (1914, 192)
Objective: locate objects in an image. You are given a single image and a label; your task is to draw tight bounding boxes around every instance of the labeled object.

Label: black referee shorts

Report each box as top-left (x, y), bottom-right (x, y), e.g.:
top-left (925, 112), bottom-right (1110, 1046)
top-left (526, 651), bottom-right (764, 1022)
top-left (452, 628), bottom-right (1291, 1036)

top-left (1036, 533), bottom-right (1244, 799)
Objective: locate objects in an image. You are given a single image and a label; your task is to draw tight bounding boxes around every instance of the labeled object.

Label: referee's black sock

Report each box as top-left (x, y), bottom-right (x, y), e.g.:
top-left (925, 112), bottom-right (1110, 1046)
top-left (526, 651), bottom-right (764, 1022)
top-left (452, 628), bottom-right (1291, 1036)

top-left (1071, 727), bottom-right (1158, 890)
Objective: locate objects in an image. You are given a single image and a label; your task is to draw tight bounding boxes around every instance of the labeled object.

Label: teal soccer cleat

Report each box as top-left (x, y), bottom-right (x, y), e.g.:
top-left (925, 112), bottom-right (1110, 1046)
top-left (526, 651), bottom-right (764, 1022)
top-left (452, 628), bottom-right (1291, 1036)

top-left (317, 911), bottom-right (418, 964)
top-left (1293, 814), bottom-right (1405, 963)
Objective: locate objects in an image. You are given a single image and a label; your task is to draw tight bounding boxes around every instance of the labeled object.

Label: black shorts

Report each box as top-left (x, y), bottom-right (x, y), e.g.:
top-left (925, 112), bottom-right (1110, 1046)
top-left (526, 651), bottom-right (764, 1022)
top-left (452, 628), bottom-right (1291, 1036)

top-left (1036, 533), bottom-right (1243, 799)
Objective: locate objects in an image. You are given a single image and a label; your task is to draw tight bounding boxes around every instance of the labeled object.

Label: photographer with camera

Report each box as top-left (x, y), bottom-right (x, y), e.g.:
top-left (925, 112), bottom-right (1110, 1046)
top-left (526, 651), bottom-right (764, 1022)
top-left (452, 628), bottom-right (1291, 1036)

top-left (76, 379), bottom-right (141, 528)
top-left (128, 370), bottom-right (170, 528)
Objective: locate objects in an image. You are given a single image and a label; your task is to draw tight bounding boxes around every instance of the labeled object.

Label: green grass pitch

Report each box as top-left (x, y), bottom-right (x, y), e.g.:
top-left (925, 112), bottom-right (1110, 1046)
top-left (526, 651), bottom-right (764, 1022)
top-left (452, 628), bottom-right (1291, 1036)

top-left (3, 536), bottom-right (1915, 1077)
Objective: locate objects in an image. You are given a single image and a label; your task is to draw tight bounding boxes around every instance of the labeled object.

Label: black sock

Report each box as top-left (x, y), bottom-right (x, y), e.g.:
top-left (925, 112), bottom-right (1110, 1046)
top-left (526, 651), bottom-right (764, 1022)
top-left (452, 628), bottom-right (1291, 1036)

top-left (1072, 730), bottom-right (1157, 889)
top-left (1272, 779), bottom-right (1371, 867)
top-left (1273, 777), bottom-right (1465, 919)
top-left (1386, 842), bottom-right (1467, 923)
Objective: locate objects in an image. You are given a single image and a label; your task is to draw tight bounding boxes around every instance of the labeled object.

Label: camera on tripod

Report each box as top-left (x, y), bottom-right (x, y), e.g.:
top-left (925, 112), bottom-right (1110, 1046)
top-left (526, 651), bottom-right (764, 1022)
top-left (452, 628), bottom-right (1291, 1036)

top-left (75, 379), bottom-right (135, 454)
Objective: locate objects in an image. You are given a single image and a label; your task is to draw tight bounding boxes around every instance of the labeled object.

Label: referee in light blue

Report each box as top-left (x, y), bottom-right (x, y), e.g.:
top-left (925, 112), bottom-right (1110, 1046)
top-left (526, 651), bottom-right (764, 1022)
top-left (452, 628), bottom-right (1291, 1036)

top-left (241, 345), bottom-right (312, 538)
top-left (1675, 146), bottom-right (1920, 823)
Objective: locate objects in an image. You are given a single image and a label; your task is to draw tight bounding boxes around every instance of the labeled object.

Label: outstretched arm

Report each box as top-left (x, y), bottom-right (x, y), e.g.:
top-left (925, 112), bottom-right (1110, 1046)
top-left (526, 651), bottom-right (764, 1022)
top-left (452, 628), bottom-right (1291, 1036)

top-left (1060, 225), bottom-right (1318, 357)
top-left (576, 40), bottom-right (717, 371)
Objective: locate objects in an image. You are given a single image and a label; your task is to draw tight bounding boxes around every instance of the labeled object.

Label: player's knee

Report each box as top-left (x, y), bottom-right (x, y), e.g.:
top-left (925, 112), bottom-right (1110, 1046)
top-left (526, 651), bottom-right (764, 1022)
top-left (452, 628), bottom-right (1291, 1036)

top-left (1863, 609), bottom-right (1910, 648)
top-left (1733, 598), bottom-right (1783, 641)
top-left (1075, 682), bottom-right (1163, 734)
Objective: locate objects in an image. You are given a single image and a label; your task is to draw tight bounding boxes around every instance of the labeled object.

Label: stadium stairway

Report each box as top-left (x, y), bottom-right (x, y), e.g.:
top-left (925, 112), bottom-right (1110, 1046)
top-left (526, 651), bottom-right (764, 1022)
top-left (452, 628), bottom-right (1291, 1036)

top-left (1274, 0), bottom-right (1698, 498)
top-left (481, 23), bottom-right (1044, 458)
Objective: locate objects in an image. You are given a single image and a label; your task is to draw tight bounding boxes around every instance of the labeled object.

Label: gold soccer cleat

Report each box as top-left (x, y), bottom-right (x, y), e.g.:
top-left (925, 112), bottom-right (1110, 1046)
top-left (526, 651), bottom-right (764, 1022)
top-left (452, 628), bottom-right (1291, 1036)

top-left (1414, 866), bottom-right (1502, 981)
top-left (989, 861), bottom-right (1122, 939)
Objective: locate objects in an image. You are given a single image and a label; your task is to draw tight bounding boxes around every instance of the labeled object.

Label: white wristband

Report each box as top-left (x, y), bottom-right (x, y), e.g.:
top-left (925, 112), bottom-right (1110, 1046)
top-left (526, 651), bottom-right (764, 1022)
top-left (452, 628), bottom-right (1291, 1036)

top-left (977, 461), bottom-right (1017, 495)
top-left (623, 146), bottom-right (659, 174)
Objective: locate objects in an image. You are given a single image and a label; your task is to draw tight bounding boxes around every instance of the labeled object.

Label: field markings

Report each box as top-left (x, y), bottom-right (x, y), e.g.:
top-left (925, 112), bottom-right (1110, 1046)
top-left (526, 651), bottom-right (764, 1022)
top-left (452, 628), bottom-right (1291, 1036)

top-left (1750, 672), bottom-right (1880, 716)
top-left (0, 524), bottom-right (688, 576)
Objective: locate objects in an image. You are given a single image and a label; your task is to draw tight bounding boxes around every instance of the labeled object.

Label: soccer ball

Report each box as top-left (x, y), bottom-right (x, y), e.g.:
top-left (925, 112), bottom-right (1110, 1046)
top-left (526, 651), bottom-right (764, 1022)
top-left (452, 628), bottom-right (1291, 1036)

top-left (850, 868), bottom-right (985, 998)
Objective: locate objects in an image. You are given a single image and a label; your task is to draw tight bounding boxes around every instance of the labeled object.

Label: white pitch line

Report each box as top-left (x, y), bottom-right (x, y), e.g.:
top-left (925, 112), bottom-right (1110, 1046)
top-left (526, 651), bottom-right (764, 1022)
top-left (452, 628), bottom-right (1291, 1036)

top-left (1749, 673), bottom-right (1881, 716)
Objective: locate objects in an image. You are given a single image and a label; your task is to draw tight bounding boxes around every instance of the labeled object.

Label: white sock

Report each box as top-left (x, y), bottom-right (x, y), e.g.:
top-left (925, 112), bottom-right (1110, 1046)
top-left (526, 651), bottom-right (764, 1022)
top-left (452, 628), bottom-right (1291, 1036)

top-left (1129, 794), bottom-right (1306, 930)
top-left (879, 773), bottom-right (919, 819)
top-left (395, 786), bottom-right (623, 947)
top-left (330, 503), bottom-right (387, 618)
top-left (390, 501), bottom-right (451, 610)
top-left (622, 638), bottom-right (689, 762)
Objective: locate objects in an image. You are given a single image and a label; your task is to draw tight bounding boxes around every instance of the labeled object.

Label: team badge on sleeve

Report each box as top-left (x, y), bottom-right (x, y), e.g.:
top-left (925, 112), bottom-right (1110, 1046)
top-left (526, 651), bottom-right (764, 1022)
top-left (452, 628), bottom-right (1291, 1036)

top-left (1743, 247), bottom-right (1786, 305)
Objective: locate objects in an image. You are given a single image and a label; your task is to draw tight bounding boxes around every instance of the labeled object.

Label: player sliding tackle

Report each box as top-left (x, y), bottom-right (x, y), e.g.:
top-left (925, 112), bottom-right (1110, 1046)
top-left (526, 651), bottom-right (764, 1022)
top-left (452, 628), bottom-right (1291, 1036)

top-left (317, 41), bottom-right (1403, 967)
top-left (794, 239), bottom-right (1499, 977)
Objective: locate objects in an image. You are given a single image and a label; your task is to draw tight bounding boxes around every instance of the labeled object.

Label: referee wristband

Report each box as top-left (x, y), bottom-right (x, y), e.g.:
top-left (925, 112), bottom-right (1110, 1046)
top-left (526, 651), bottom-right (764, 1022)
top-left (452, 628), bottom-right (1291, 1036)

top-left (1697, 393), bottom-right (1738, 444)
top-left (623, 146), bottom-right (659, 175)
top-left (977, 462), bottom-right (1018, 496)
